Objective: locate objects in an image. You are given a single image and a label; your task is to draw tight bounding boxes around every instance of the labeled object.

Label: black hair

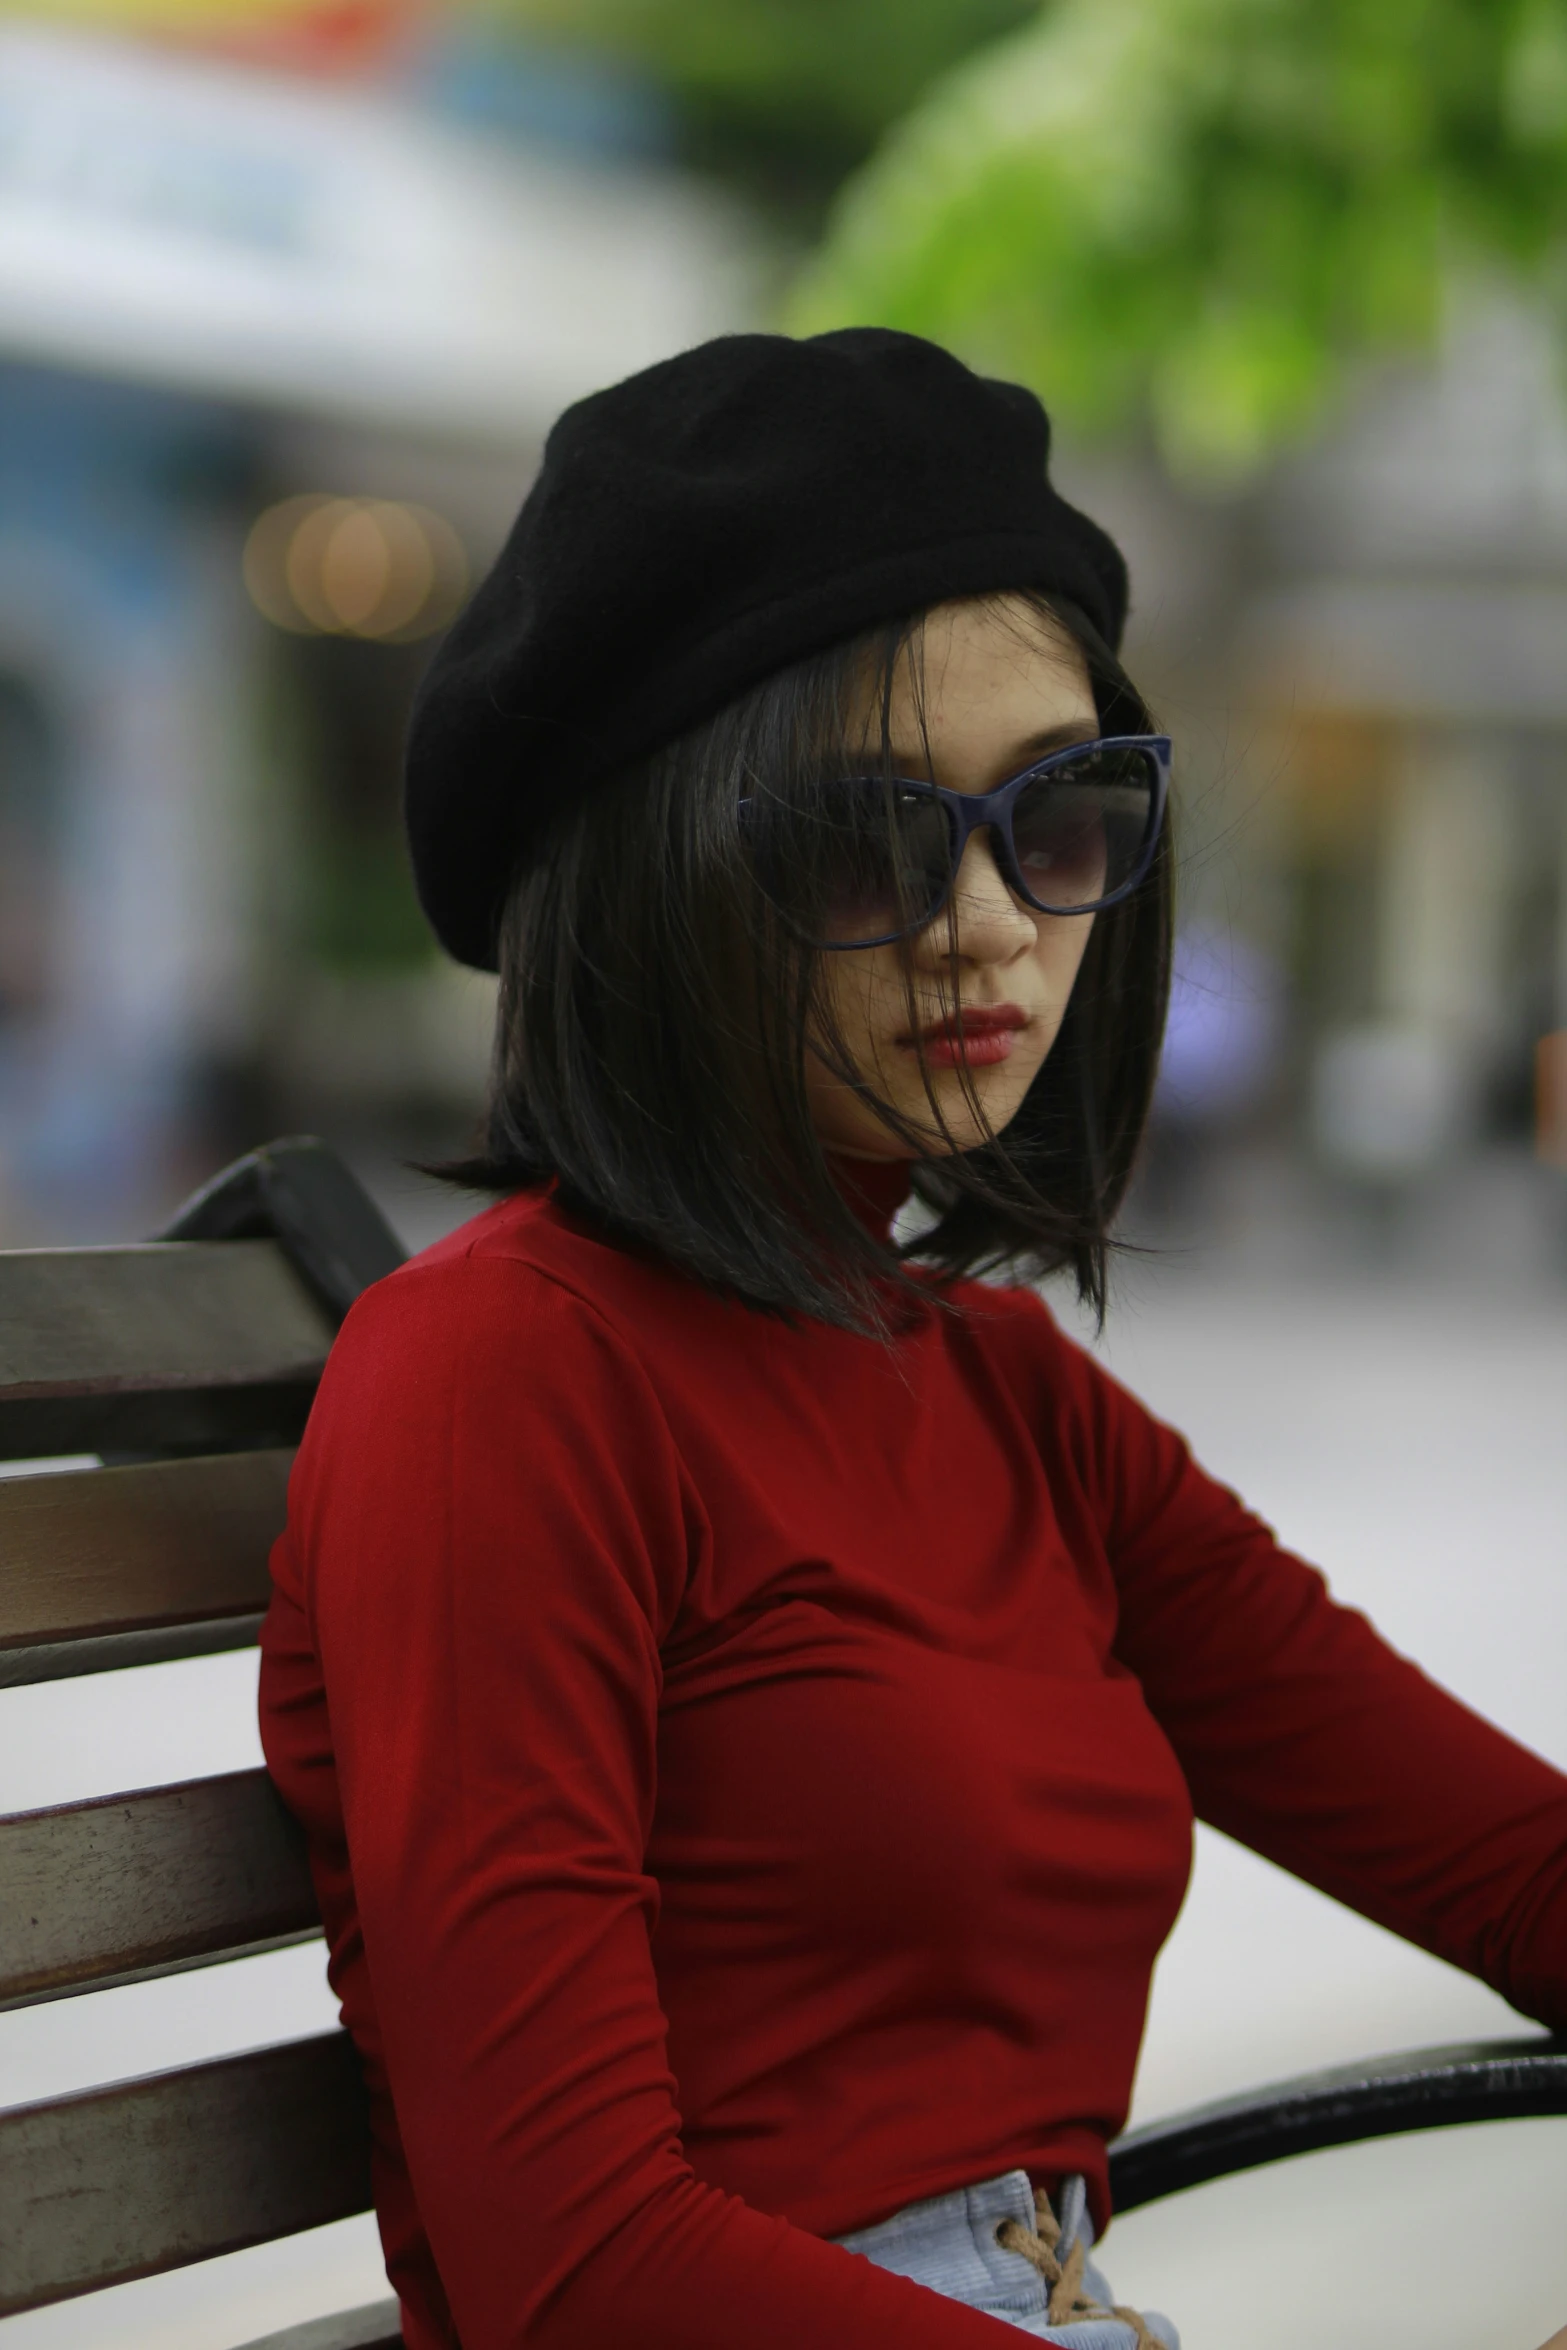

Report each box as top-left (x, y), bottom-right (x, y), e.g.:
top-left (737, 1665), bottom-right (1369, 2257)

top-left (439, 593), bottom-right (1171, 1334)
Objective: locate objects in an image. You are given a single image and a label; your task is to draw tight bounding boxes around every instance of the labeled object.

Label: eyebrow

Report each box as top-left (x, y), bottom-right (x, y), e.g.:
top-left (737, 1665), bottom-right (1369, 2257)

top-left (883, 720), bottom-right (1100, 776)
top-left (1010, 722), bottom-right (1101, 760)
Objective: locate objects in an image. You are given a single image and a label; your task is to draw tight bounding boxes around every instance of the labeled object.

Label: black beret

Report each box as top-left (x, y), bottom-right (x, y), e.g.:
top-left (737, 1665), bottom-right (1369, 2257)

top-left (406, 327), bottom-right (1129, 969)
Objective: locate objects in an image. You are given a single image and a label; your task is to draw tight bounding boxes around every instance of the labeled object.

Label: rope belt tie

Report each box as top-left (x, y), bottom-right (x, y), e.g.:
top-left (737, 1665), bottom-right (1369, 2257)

top-left (994, 2187), bottom-right (1159, 2348)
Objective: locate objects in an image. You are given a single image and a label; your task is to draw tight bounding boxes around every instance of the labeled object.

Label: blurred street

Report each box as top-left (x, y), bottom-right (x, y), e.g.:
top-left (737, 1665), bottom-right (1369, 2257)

top-left (1092, 1263), bottom-right (1567, 2350)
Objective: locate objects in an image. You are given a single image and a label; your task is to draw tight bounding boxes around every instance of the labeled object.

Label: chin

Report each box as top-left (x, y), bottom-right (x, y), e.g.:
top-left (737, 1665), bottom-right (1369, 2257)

top-left (901, 1081), bottom-right (1031, 1157)
top-left (942, 1066), bottom-right (1034, 1124)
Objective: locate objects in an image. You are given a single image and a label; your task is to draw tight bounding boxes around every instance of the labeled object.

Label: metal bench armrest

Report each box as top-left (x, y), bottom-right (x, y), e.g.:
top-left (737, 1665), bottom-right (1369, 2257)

top-left (1108, 2032), bottom-right (1567, 2211)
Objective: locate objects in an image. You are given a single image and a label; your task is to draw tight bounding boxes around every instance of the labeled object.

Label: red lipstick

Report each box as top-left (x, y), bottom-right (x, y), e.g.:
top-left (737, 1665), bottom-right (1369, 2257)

top-left (905, 1003), bottom-right (1029, 1069)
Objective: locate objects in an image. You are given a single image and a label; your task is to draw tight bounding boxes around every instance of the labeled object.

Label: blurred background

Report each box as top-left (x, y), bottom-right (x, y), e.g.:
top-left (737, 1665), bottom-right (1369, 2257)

top-left (0, 3), bottom-right (1563, 2348)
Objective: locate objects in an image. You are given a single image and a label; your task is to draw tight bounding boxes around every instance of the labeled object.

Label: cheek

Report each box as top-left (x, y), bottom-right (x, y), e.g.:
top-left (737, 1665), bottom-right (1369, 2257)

top-left (1034, 912), bottom-right (1095, 1011)
top-left (802, 954), bottom-right (908, 1142)
top-left (996, 919), bottom-right (1094, 1089)
top-left (814, 950), bottom-right (906, 1062)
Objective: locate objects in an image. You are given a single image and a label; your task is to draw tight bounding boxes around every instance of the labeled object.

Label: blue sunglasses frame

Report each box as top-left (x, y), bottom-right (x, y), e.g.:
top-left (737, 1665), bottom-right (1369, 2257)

top-left (806, 732), bottom-right (1172, 951)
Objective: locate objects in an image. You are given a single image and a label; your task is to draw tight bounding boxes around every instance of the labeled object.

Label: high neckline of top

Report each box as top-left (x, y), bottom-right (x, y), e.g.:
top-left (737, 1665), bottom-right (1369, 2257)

top-left (827, 1154), bottom-right (915, 1244)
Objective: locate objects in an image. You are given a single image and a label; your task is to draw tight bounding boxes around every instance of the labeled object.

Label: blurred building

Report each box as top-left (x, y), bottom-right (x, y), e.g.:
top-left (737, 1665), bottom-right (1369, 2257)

top-left (1254, 291), bottom-right (1567, 1177)
top-left (1074, 289), bottom-right (1567, 1276)
top-left (0, 9), bottom-right (760, 1240)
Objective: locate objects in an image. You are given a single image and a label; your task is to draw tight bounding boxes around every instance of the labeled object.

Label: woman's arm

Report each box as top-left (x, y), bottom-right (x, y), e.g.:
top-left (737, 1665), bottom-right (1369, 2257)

top-left (263, 1252), bottom-right (1008, 2350)
top-left (1047, 1325), bottom-right (1567, 2030)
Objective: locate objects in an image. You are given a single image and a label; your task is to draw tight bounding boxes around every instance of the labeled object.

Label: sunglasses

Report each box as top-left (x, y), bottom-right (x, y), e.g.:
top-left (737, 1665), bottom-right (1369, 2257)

top-left (750, 734), bottom-right (1170, 950)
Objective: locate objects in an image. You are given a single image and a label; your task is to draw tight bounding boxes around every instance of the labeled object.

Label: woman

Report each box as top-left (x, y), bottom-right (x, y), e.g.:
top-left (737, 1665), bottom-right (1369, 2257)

top-left (259, 329), bottom-right (1567, 2350)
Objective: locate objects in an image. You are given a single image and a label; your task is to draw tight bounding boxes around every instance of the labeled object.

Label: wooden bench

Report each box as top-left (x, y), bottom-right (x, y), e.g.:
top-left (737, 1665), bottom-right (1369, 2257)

top-left (0, 1139), bottom-right (406, 2350)
top-left (2, 1135), bottom-right (1564, 2347)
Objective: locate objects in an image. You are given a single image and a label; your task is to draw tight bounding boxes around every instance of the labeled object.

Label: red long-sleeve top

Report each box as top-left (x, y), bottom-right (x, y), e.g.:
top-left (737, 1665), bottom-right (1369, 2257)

top-left (259, 1170), bottom-right (1567, 2350)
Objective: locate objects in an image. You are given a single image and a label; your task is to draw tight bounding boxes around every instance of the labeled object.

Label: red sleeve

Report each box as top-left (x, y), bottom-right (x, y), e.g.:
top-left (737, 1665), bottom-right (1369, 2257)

top-left (268, 1256), bottom-right (1010, 2350)
top-left (1050, 1327), bottom-right (1567, 2032)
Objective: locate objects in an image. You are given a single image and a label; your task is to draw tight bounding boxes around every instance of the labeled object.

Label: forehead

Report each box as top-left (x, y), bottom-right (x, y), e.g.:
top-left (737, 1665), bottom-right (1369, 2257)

top-left (857, 594), bottom-right (1098, 774)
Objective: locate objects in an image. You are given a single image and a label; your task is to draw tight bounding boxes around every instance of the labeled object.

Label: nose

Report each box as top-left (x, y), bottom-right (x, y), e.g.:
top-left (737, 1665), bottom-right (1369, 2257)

top-left (916, 824), bottom-right (1036, 967)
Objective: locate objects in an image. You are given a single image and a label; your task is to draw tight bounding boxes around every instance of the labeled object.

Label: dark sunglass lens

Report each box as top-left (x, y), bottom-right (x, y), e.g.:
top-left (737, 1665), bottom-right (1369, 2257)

top-left (815, 782), bottom-right (951, 945)
top-left (1011, 746), bottom-right (1155, 910)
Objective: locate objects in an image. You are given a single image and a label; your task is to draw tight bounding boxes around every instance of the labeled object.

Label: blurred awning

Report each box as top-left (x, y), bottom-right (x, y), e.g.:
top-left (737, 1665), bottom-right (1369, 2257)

top-left (0, 24), bottom-right (757, 446)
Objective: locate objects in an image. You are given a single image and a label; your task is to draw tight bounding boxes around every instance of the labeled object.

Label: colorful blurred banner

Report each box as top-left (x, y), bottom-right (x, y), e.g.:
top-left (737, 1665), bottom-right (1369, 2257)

top-left (0, 0), bottom-right (430, 73)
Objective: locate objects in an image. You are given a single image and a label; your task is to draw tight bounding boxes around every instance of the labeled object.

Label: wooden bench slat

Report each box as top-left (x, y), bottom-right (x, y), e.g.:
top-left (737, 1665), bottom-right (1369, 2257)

top-left (0, 1612), bottom-right (268, 1690)
top-left (0, 1769), bottom-right (320, 2010)
top-left (0, 1449), bottom-right (292, 1687)
top-left (0, 1243), bottom-right (334, 1457)
top-left (0, 2032), bottom-right (372, 2313)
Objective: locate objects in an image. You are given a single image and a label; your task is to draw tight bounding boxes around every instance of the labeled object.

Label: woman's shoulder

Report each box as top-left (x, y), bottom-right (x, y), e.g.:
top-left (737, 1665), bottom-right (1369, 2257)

top-left (944, 1274), bottom-right (1163, 1461)
top-left (289, 1189), bottom-right (698, 1635)
top-left (357, 1184), bottom-right (671, 1326)
top-left (397, 1182), bottom-right (628, 1284)
top-left (319, 1185), bottom-right (681, 1418)
top-left (293, 1189), bottom-right (697, 1534)
top-left (944, 1270), bottom-right (1091, 1375)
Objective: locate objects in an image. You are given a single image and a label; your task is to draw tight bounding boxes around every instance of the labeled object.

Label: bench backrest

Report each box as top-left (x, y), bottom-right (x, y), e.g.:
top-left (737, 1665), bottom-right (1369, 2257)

top-left (0, 1142), bottom-right (406, 2349)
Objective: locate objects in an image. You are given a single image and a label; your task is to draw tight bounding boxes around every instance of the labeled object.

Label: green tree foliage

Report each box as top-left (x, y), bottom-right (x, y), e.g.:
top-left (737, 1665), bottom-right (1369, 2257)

top-left (496, 0), bottom-right (1039, 215)
top-left (788, 0), bottom-right (1567, 478)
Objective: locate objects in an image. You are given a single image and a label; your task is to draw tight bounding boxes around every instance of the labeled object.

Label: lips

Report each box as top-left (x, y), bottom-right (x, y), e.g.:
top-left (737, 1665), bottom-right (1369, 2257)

top-left (902, 1003), bottom-right (1030, 1068)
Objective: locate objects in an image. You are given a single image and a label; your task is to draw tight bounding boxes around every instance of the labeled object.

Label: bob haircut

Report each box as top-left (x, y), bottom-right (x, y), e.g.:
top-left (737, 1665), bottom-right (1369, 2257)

top-left (441, 592), bottom-right (1172, 1335)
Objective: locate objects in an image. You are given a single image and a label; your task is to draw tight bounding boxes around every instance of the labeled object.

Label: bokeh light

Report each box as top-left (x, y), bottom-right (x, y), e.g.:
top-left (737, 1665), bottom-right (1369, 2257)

top-left (243, 493), bottom-right (468, 640)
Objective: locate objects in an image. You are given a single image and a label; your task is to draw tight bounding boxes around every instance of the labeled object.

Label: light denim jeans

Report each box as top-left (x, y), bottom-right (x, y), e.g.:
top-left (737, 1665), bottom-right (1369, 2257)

top-left (835, 2170), bottom-right (1179, 2347)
